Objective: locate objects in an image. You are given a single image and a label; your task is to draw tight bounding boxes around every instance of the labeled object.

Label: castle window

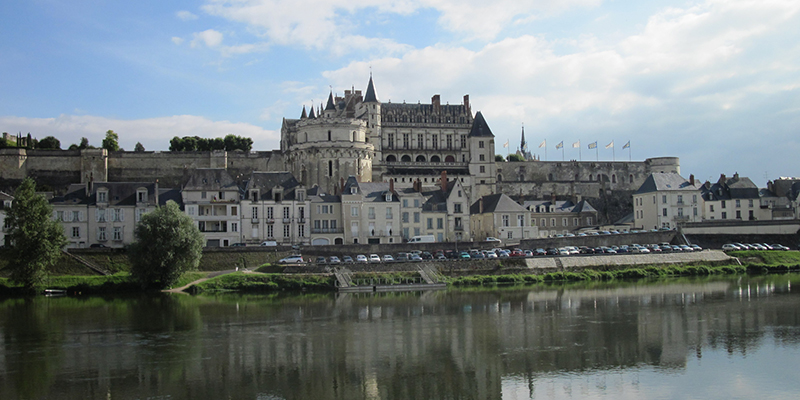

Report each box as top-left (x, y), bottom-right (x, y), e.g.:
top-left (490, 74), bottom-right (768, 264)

top-left (478, 141), bottom-right (484, 148)
top-left (328, 160), bottom-right (333, 177)
top-left (612, 175), bottom-right (616, 183)
top-left (401, 155), bottom-right (411, 162)
top-left (460, 136), bottom-right (466, 148)
top-left (629, 174), bottom-right (634, 183)
top-left (432, 134), bottom-right (438, 149)
top-left (386, 155), bottom-right (397, 162)
top-left (479, 154), bottom-right (485, 161)
top-left (431, 155), bottom-right (440, 162)
top-left (387, 133), bottom-right (394, 149)
top-left (328, 130), bottom-right (331, 141)
top-left (416, 155), bottom-right (426, 162)
top-left (352, 131), bottom-right (356, 142)
top-left (417, 134), bottom-right (423, 149)
top-left (403, 133), bottom-right (409, 149)
top-left (446, 135), bottom-right (452, 149)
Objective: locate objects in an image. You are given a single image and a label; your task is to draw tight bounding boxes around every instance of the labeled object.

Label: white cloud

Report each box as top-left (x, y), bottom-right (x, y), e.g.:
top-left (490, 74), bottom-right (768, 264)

top-left (171, 36), bottom-right (185, 45)
top-left (0, 115), bottom-right (279, 152)
top-left (177, 10), bottom-right (199, 21)
top-left (191, 29), bottom-right (224, 48)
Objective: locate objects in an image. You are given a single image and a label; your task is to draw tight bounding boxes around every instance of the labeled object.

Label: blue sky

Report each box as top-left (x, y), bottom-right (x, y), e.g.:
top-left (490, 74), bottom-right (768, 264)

top-left (2, 0), bottom-right (799, 185)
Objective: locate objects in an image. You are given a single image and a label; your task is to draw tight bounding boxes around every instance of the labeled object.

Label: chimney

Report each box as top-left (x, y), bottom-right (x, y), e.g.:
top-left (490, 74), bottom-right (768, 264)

top-left (550, 193), bottom-right (556, 205)
top-left (479, 197), bottom-right (484, 214)
top-left (689, 174), bottom-right (695, 186)
top-left (155, 179), bottom-right (159, 205)
top-left (389, 178), bottom-right (394, 194)
top-left (719, 174), bottom-right (726, 184)
top-left (432, 94), bottom-right (441, 114)
top-left (340, 177), bottom-right (345, 194)
top-left (463, 94), bottom-right (470, 112)
top-left (87, 172), bottom-right (94, 197)
top-left (440, 171), bottom-right (447, 193)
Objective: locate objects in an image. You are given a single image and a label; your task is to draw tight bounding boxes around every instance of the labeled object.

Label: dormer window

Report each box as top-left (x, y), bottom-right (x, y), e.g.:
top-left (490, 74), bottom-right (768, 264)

top-left (297, 189), bottom-right (305, 202)
top-left (350, 186), bottom-right (357, 195)
top-left (137, 189), bottom-right (147, 203)
top-left (97, 191), bottom-right (108, 203)
top-left (251, 190), bottom-right (259, 202)
top-left (386, 193), bottom-right (392, 202)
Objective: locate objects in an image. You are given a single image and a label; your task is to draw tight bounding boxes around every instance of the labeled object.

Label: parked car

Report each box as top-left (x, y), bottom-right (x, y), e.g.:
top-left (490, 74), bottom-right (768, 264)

top-left (342, 255), bottom-right (354, 263)
top-left (231, 242), bottom-right (247, 247)
top-left (545, 248), bottom-right (559, 256)
top-left (409, 254), bottom-right (423, 262)
top-left (89, 243), bottom-right (107, 248)
top-left (771, 244), bottom-right (790, 251)
top-left (315, 256), bottom-right (327, 264)
top-left (485, 237), bottom-right (502, 244)
top-left (535, 248), bottom-right (547, 256)
top-left (486, 251), bottom-right (498, 259)
top-left (279, 255), bottom-right (305, 264)
top-left (382, 254), bottom-right (395, 262)
top-left (369, 254), bottom-right (381, 263)
top-left (459, 251), bottom-right (471, 259)
top-left (356, 254), bottom-right (368, 263)
top-left (260, 240), bottom-right (277, 247)
top-left (421, 252), bottom-right (433, 260)
top-left (722, 244), bottom-right (740, 251)
top-left (329, 256), bottom-right (341, 264)
top-left (690, 244), bottom-right (703, 251)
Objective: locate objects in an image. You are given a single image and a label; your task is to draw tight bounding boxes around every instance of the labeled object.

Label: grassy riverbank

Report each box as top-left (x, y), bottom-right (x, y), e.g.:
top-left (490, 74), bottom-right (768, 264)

top-left (1, 251), bottom-right (798, 295)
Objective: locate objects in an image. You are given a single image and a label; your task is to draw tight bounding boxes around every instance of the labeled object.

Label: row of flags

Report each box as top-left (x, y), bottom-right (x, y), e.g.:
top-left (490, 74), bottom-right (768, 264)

top-left (542, 140), bottom-right (630, 150)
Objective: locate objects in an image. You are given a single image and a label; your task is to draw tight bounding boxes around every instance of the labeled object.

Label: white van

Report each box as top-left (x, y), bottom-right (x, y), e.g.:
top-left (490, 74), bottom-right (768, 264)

top-left (408, 235), bottom-right (436, 243)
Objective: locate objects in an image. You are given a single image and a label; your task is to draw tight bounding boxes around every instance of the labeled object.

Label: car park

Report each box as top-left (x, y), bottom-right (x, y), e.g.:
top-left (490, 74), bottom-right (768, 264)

top-left (356, 254), bottom-right (368, 263)
top-left (279, 255), bottom-right (305, 264)
top-left (369, 254), bottom-right (381, 263)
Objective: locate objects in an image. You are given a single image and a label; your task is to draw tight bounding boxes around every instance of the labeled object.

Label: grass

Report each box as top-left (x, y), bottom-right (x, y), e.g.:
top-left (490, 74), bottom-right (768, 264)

top-left (190, 273), bottom-right (336, 293)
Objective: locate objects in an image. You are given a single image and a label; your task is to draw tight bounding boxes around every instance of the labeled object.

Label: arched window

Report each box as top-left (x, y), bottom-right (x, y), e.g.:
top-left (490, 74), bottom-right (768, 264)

top-left (352, 131), bottom-right (356, 142)
top-left (416, 155), bottom-right (426, 162)
top-left (497, 174), bottom-right (503, 182)
top-left (431, 155), bottom-right (441, 162)
top-left (328, 130), bottom-right (332, 141)
top-left (548, 173), bottom-right (553, 181)
top-left (386, 155), bottom-right (397, 162)
top-left (589, 174), bottom-right (593, 181)
top-left (612, 174), bottom-right (617, 183)
top-left (401, 155), bottom-right (411, 162)
top-left (575, 174), bottom-right (579, 181)
top-left (445, 155), bottom-right (455, 162)
top-left (629, 174), bottom-right (634, 184)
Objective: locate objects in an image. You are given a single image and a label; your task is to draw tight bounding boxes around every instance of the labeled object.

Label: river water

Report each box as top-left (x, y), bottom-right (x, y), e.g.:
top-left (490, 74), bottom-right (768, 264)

top-left (2, 274), bottom-right (800, 399)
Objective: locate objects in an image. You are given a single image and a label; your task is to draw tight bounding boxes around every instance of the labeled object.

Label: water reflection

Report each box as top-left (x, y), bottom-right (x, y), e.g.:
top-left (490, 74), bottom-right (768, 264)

top-left (1, 275), bottom-right (799, 399)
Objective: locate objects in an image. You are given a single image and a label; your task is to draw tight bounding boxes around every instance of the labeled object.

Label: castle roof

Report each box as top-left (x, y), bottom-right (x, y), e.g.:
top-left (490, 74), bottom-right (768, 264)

top-left (364, 76), bottom-right (378, 103)
top-left (469, 112), bottom-right (494, 137)
top-left (325, 92), bottom-right (336, 111)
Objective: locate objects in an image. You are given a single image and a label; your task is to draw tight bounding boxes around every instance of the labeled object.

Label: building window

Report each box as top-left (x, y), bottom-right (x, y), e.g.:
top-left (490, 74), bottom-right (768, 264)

top-left (284, 225), bottom-right (291, 237)
top-left (201, 191), bottom-right (207, 199)
top-left (518, 215), bottom-right (524, 227)
top-left (402, 212), bottom-right (409, 222)
top-left (283, 207), bottom-right (290, 219)
top-left (479, 154), bottom-right (485, 161)
top-left (386, 207), bottom-right (393, 219)
top-left (479, 141), bottom-right (484, 148)
top-left (662, 195), bottom-right (667, 204)
top-left (368, 207), bottom-right (375, 219)
top-left (460, 136), bottom-right (466, 148)
top-left (662, 208), bottom-right (668, 217)
top-left (231, 222), bottom-right (238, 232)
top-left (267, 207), bottom-right (274, 219)
top-left (231, 206), bottom-right (238, 216)
top-left (736, 210), bottom-right (741, 219)
top-left (562, 218), bottom-right (568, 226)
top-left (414, 199), bottom-right (420, 207)
top-left (298, 225), bottom-right (305, 237)
top-left (96, 209), bottom-right (107, 222)
top-left (454, 217), bottom-right (462, 229)
top-left (437, 218), bottom-right (443, 229)
top-left (735, 200), bottom-right (741, 208)
top-left (351, 206), bottom-right (358, 217)
top-left (72, 227), bottom-right (80, 238)
top-left (721, 200), bottom-right (726, 209)
top-left (573, 218), bottom-right (579, 226)
top-left (113, 227), bottom-right (122, 241)
top-left (749, 210), bottom-right (754, 219)
top-left (417, 134), bottom-right (423, 149)
top-left (446, 135), bottom-right (452, 149)
top-left (97, 227), bottom-right (107, 241)
top-left (252, 207), bottom-right (258, 219)
top-left (677, 195), bottom-right (683, 204)
top-left (98, 191), bottom-right (107, 203)
top-left (480, 166), bottom-right (485, 173)
top-left (710, 205), bottom-right (715, 212)
top-left (454, 203), bottom-right (462, 213)
top-left (414, 212), bottom-right (420, 223)
top-left (541, 218), bottom-right (547, 227)
top-left (432, 134), bottom-right (438, 149)
top-left (267, 225), bottom-right (274, 238)
top-left (387, 133), bottom-right (394, 149)
top-left (136, 209), bottom-right (145, 222)
top-left (403, 133), bottom-right (409, 149)
top-left (721, 211), bottom-right (727, 219)
top-left (748, 199), bottom-right (754, 207)
top-left (502, 215), bottom-right (509, 227)
top-left (427, 218), bottom-right (433, 229)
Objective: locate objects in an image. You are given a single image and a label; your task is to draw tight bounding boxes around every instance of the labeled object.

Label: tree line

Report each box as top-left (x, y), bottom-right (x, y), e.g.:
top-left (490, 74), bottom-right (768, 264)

top-left (169, 134), bottom-right (253, 152)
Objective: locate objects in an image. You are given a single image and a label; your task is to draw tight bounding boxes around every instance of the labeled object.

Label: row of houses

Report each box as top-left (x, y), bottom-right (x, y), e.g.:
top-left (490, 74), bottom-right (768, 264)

top-left (633, 172), bottom-right (800, 229)
top-left (39, 168), bottom-right (597, 249)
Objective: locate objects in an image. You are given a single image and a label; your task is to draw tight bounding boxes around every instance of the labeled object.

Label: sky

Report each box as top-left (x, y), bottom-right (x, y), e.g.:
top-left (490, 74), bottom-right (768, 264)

top-left (1, 0), bottom-right (799, 186)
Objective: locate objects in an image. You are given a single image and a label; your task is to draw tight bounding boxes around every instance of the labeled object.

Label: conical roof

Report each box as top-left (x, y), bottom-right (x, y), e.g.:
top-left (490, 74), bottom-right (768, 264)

top-left (300, 106), bottom-right (307, 119)
top-left (325, 92), bottom-right (336, 110)
top-left (364, 76), bottom-right (379, 102)
top-left (468, 111), bottom-right (494, 137)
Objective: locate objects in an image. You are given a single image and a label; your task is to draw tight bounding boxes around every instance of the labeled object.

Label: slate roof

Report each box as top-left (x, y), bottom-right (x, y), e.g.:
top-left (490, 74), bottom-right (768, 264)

top-left (182, 168), bottom-right (239, 191)
top-left (50, 182), bottom-right (164, 207)
top-left (701, 174), bottom-right (760, 201)
top-left (364, 76), bottom-right (378, 103)
top-left (524, 199), bottom-right (597, 213)
top-left (244, 171), bottom-right (302, 201)
top-left (470, 193), bottom-right (527, 214)
top-left (468, 111), bottom-right (494, 137)
top-left (635, 173), bottom-right (700, 194)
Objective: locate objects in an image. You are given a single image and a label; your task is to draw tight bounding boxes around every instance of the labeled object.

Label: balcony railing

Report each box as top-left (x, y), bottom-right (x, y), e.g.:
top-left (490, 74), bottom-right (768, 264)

top-left (311, 228), bottom-right (344, 234)
top-left (283, 218), bottom-right (291, 224)
top-left (266, 219), bottom-right (274, 224)
top-left (251, 218), bottom-right (259, 224)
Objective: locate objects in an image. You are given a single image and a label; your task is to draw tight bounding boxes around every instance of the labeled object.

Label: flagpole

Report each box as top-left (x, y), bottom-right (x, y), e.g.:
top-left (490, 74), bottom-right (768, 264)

top-left (579, 140), bottom-right (582, 161)
top-left (628, 141), bottom-right (631, 161)
top-left (562, 145), bottom-right (565, 161)
top-left (596, 145), bottom-right (598, 161)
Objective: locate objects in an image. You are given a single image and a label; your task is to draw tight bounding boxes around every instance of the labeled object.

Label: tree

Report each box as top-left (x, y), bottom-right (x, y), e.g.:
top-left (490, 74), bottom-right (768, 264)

top-left (5, 177), bottom-right (67, 292)
top-left (134, 142), bottom-right (145, 152)
top-left (495, 154), bottom-right (505, 162)
top-left (37, 136), bottom-right (61, 150)
top-left (507, 154), bottom-right (524, 162)
top-left (128, 201), bottom-right (204, 289)
top-left (102, 130), bottom-right (120, 152)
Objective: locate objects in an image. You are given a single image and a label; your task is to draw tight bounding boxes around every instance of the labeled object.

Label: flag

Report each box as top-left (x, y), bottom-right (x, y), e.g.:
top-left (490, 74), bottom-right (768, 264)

top-left (539, 139), bottom-right (546, 148)
top-left (572, 140), bottom-right (580, 148)
top-left (503, 140), bottom-right (509, 148)
top-left (623, 140), bottom-right (630, 149)
top-left (588, 141), bottom-right (597, 149)
top-left (555, 141), bottom-right (563, 149)
top-left (605, 141), bottom-right (614, 149)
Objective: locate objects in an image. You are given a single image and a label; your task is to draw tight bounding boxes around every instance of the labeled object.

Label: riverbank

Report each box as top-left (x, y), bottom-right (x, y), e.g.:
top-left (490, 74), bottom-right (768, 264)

top-left (1, 250), bottom-right (798, 295)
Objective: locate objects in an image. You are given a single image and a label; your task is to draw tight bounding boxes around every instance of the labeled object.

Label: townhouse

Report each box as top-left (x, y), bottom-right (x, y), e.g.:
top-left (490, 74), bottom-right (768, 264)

top-left (181, 169), bottom-right (242, 247)
top-left (470, 193), bottom-right (537, 242)
top-left (240, 171), bottom-right (310, 246)
top-left (633, 172), bottom-right (703, 230)
top-left (524, 196), bottom-right (598, 237)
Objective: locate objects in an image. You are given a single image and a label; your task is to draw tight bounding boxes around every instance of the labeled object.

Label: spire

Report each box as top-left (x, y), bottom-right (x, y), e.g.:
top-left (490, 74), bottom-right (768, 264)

top-left (325, 91), bottom-right (336, 111)
top-left (309, 105), bottom-right (316, 118)
top-left (364, 75), bottom-right (378, 103)
top-left (300, 106), bottom-right (307, 119)
top-left (520, 124), bottom-right (527, 151)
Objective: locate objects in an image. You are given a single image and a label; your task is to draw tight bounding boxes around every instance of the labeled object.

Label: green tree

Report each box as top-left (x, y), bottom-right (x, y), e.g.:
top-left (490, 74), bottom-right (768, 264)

top-left (495, 154), bottom-right (505, 162)
top-left (128, 201), bottom-right (204, 289)
top-left (507, 154), bottom-right (524, 162)
top-left (102, 130), bottom-right (120, 152)
top-left (37, 136), bottom-right (61, 150)
top-left (134, 142), bottom-right (145, 152)
top-left (5, 177), bottom-right (67, 292)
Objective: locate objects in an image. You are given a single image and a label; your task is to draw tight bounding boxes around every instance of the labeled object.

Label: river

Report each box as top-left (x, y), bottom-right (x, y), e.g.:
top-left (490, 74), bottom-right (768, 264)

top-left (1, 274), bottom-right (800, 399)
